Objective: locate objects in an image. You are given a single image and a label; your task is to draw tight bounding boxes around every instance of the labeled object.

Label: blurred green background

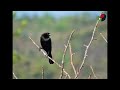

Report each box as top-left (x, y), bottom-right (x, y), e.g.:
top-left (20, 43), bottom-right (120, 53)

top-left (13, 11), bottom-right (107, 79)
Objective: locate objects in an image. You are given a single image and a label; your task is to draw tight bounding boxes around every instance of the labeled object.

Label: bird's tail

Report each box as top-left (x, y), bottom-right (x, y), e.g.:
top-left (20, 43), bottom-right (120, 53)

top-left (48, 52), bottom-right (54, 64)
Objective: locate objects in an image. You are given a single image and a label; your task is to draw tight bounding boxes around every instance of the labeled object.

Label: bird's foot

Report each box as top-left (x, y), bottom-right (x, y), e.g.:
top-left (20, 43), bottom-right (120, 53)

top-left (39, 47), bottom-right (42, 51)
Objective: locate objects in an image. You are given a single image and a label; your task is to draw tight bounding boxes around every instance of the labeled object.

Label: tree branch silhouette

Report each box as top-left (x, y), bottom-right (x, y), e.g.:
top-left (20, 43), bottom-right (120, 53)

top-left (13, 72), bottom-right (18, 79)
top-left (59, 62), bottom-right (64, 79)
top-left (100, 33), bottom-right (107, 43)
top-left (90, 65), bottom-right (98, 79)
top-left (75, 18), bottom-right (101, 79)
top-left (28, 34), bottom-right (71, 79)
top-left (69, 43), bottom-right (77, 77)
top-left (59, 30), bottom-right (75, 78)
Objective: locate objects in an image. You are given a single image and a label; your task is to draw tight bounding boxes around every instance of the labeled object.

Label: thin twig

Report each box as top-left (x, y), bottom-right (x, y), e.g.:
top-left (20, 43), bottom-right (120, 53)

top-left (90, 65), bottom-right (98, 79)
top-left (64, 74), bottom-right (68, 79)
top-left (61, 30), bottom-right (75, 66)
top-left (100, 33), bottom-right (107, 43)
top-left (13, 72), bottom-right (18, 79)
top-left (59, 63), bottom-right (64, 79)
top-left (88, 73), bottom-right (92, 79)
top-left (28, 34), bottom-right (71, 79)
top-left (59, 45), bottom-right (66, 79)
top-left (42, 66), bottom-right (44, 79)
top-left (69, 43), bottom-right (77, 77)
top-left (59, 30), bottom-right (75, 79)
top-left (75, 18), bottom-right (100, 79)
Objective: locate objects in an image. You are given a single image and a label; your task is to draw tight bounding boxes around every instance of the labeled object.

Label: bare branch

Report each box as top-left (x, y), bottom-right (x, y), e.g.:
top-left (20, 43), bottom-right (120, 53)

top-left (61, 30), bottom-right (75, 66)
top-left (64, 74), bottom-right (68, 79)
top-left (59, 30), bottom-right (75, 79)
top-left (59, 45), bottom-right (66, 79)
top-left (75, 18), bottom-right (101, 79)
top-left (28, 34), bottom-right (71, 79)
top-left (42, 66), bottom-right (44, 79)
top-left (59, 63), bottom-right (64, 79)
top-left (69, 43), bottom-right (77, 77)
top-left (88, 73), bottom-right (92, 79)
top-left (83, 44), bottom-right (88, 47)
top-left (58, 30), bottom-right (75, 79)
top-left (90, 65), bottom-right (98, 79)
top-left (100, 33), bottom-right (107, 43)
top-left (29, 35), bottom-right (39, 49)
top-left (13, 72), bottom-right (18, 79)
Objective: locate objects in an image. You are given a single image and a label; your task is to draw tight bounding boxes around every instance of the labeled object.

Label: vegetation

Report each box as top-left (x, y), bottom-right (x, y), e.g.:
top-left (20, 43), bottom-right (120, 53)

top-left (13, 11), bottom-right (107, 79)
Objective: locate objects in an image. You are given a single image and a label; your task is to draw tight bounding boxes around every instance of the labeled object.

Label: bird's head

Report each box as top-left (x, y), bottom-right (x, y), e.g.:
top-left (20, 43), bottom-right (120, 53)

top-left (47, 32), bottom-right (50, 36)
top-left (42, 32), bottom-right (51, 39)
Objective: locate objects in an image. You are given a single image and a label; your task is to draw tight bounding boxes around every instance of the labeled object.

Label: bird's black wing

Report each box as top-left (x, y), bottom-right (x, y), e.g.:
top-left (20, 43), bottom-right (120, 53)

top-left (40, 37), bottom-right (52, 53)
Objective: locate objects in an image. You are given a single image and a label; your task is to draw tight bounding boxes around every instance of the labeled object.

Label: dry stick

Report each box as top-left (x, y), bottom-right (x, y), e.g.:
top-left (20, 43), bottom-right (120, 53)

top-left (59, 30), bottom-right (75, 79)
top-left (100, 33), bottom-right (107, 43)
top-left (42, 66), bottom-right (44, 79)
top-left (64, 74), bottom-right (68, 79)
top-left (69, 43), bottom-right (77, 77)
top-left (75, 18), bottom-right (100, 79)
top-left (59, 62), bottom-right (64, 79)
top-left (28, 35), bottom-right (71, 79)
top-left (90, 65), bottom-right (98, 79)
top-left (61, 30), bottom-right (75, 64)
top-left (59, 45), bottom-right (66, 79)
top-left (13, 72), bottom-right (18, 79)
top-left (88, 73), bottom-right (92, 79)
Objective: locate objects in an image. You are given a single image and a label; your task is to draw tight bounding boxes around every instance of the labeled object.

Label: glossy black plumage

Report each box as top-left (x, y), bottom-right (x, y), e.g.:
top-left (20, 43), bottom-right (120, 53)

top-left (40, 33), bottom-right (54, 64)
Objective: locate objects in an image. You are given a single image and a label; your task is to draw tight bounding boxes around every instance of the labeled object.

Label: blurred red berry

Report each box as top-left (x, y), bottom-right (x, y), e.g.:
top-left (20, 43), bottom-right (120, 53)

top-left (100, 13), bottom-right (106, 21)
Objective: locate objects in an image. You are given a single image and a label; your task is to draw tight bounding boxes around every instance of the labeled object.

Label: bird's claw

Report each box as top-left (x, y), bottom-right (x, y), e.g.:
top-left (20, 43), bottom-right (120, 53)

top-left (39, 47), bottom-right (42, 51)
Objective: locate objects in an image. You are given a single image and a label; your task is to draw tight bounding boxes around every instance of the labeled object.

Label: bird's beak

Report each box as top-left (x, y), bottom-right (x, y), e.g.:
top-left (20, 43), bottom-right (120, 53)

top-left (48, 33), bottom-right (50, 36)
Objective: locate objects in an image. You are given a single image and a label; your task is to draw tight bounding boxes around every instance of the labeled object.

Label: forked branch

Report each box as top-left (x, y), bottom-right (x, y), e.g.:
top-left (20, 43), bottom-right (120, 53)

top-left (28, 34), bottom-right (71, 79)
top-left (75, 18), bottom-right (101, 78)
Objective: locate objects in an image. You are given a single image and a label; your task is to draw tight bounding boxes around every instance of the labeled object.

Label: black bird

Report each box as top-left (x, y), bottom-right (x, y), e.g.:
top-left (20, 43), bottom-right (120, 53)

top-left (40, 33), bottom-right (54, 64)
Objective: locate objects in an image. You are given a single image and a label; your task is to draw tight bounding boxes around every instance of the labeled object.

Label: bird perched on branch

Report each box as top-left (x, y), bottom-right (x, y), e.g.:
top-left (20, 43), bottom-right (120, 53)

top-left (40, 32), bottom-right (54, 64)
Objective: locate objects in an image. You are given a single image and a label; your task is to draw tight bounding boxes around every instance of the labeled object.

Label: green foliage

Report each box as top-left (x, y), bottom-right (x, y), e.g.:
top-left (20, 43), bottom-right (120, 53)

top-left (13, 28), bottom-right (22, 36)
top-left (21, 19), bottom-right (28, 27)
top-left (13, 50), bottom-right (21, 64)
